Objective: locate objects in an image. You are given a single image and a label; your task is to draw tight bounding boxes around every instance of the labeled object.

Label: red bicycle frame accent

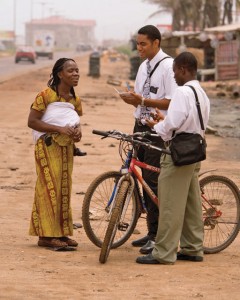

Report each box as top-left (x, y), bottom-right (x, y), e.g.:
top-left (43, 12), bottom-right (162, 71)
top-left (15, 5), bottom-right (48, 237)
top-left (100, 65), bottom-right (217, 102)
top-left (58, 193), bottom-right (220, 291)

top-left (129, 157), bottom-right (160, 206)
top-left (201, 193), bottom-right (222, 218)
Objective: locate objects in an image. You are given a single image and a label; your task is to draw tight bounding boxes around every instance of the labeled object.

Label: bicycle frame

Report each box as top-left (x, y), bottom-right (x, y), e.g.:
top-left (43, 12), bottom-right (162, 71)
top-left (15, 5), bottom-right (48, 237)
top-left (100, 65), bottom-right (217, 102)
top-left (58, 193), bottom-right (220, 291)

top-left (129, 157), bottom-right (160, 206)
top-left (106, 143), bottom-right (225, 225)
top-left (106, 146), bottom-right (160, 221)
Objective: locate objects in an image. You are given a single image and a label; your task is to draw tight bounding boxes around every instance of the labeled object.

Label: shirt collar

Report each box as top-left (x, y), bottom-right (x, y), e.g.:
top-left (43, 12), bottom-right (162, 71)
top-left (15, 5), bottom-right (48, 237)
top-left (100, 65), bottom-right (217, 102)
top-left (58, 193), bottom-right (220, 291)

top-left (184, 80), bottom-right (199, 86)
top-left (148, 49), bottom-right (165, 69)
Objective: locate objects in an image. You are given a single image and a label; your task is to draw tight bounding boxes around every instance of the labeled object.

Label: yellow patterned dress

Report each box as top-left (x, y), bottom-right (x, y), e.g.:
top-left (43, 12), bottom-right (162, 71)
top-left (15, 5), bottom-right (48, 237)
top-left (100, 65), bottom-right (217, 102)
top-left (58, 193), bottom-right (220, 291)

top-left (29, 87), bottom-right (82, 237)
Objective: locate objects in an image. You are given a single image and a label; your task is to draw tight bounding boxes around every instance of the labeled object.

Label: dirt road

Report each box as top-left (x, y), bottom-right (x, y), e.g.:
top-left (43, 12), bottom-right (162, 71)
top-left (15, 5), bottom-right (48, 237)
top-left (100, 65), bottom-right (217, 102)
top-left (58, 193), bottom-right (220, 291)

top-left (0, 53), bottom-right (240, 300)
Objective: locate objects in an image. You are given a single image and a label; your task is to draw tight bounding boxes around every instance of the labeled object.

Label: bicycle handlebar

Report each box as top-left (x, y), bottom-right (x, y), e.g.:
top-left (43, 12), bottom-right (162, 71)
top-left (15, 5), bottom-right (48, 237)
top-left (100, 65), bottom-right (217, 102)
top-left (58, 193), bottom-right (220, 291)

top-left (92, 129), bottom-right (110, 137)
top-left (92, 129), bottom-right (171, 155)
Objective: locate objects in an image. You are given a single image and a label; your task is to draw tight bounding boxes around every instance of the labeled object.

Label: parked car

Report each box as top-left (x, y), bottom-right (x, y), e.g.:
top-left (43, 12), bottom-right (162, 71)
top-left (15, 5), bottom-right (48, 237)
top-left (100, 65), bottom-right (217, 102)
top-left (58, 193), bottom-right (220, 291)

top-left (15, 46), bottom-right (36, 64)
top-left (76, 43), bottom-right (92, 52)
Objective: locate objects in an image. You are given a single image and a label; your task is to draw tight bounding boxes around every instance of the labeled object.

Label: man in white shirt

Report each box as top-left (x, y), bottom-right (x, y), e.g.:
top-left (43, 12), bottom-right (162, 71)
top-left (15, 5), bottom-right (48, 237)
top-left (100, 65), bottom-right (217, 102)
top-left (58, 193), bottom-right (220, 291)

top-left (119, 25), bottom-right (177, 254)
top-left (136, 51), bottom-right (210, 265)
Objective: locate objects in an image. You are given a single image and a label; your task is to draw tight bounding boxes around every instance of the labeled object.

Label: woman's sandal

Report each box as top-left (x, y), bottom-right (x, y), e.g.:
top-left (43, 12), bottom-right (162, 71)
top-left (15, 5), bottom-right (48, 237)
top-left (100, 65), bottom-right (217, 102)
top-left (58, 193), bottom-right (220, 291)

top-left (60, 237), bottom-right (78, 247)
top-left (38, 237), bottom-right (68, 248)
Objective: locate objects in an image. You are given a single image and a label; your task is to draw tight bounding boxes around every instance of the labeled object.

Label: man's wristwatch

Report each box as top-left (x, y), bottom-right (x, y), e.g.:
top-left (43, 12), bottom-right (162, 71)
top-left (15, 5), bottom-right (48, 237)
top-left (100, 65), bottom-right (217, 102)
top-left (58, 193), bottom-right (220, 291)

top-left (141, 97), bottom-right (145, 107)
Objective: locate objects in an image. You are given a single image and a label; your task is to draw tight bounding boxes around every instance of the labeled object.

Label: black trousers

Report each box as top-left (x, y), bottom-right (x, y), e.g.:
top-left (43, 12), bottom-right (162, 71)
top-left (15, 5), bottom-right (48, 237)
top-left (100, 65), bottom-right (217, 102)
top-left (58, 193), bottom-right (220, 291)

top-left (133, 121), bottom-right (165, 239)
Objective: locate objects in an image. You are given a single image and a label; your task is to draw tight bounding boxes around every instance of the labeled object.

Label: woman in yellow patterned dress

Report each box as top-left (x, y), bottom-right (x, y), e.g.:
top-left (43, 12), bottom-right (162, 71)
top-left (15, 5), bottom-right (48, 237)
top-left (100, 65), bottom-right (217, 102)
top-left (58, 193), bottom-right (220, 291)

top-left (28, 58), bottom-right (83, 248)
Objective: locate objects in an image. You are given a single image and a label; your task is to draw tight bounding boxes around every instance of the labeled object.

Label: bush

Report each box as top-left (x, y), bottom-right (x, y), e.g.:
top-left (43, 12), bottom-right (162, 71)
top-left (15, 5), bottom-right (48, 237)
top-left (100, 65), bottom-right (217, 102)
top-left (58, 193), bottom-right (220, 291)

top-left (114, 44), bottom-right (132, 57)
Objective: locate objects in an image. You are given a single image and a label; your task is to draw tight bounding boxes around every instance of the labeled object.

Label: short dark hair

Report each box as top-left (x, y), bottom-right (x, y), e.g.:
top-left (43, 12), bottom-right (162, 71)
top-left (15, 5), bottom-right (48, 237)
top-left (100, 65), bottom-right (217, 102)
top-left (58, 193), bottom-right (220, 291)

top-left (174, 52), bottom-right (198, 74)
top-left (138, 25), bottom-right (161, 46)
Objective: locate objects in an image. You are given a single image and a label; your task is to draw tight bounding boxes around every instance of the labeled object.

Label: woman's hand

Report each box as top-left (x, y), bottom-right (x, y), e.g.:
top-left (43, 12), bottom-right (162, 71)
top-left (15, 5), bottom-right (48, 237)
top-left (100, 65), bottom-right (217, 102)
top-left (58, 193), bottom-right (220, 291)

top-left (59, 125), bottom-right (75, 136)
top-left (72, 126), bottom-right (82, 142)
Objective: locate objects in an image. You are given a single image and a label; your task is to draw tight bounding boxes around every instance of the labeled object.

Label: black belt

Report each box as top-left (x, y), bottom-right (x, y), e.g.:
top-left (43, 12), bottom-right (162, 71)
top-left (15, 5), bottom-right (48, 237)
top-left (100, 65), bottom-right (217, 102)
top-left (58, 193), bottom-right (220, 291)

top-left (135, 118), bottom-right (144, 126)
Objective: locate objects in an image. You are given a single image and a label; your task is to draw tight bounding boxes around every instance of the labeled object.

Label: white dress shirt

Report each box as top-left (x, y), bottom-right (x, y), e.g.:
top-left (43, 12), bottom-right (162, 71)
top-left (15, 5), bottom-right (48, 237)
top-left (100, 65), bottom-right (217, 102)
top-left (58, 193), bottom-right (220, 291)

top-left (153, 80), bottom-right (210, 141)
top-left (134, 48), bottom-right (177, 119)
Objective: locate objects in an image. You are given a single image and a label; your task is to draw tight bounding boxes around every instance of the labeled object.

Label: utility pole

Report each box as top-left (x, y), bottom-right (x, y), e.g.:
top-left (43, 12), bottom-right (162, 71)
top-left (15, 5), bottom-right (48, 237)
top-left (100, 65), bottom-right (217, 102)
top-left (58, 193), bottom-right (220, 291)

top-left (13, 0), bottom-right (16, 46)
top-left (38, 1), bottom-right (47, 19)
top-left (31, 0), bottom-right (33, 21)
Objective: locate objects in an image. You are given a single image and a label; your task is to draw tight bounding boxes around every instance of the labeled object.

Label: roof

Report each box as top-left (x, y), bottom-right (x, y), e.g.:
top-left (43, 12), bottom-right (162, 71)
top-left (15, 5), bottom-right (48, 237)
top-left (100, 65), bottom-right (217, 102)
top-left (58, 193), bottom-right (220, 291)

top-left (205, 23), bottom-right (240, 33)
top-left (162, 30), bottom-right (200, 40)
top-left (26, 15), bottom-right (96, 27)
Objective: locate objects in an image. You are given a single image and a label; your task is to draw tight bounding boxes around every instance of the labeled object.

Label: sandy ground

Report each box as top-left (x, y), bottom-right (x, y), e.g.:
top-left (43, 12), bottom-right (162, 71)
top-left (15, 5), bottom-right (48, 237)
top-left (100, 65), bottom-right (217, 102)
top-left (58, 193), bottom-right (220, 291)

top-left (0, 53), bottom-right (240, 300)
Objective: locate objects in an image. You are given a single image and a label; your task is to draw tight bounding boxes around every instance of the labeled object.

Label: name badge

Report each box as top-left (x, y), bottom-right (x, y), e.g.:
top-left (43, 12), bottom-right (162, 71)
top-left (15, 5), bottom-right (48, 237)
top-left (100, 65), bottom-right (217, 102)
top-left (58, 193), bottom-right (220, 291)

top-left (150, 86), bottom-right (158, 94)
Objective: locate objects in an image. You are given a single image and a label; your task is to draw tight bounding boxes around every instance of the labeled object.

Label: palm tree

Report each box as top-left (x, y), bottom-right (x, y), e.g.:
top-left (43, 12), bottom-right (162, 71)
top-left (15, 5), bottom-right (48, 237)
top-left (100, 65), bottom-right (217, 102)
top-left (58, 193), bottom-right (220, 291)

top-left (144, 0), bottom-right (220, 31)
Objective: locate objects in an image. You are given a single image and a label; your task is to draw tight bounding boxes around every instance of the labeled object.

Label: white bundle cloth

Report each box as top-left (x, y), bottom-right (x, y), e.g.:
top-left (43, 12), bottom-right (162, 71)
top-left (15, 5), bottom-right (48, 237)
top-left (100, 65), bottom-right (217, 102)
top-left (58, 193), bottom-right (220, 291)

top-left (32, 102), bottom-right (80, 143)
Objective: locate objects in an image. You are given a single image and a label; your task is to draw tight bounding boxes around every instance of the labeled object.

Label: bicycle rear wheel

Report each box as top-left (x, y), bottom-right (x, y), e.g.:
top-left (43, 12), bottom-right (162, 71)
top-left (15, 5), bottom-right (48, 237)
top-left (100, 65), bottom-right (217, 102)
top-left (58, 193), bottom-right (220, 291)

top-left (82, 171), bottom-right (141, 248)
top-left (99, 181), bottom-right (130, 263)
top-left (200, 175), bottom-right (240, 254)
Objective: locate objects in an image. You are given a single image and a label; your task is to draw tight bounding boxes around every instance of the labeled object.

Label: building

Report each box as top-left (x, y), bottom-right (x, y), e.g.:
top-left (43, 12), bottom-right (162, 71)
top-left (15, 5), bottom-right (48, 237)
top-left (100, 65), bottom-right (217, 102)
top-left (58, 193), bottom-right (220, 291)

top-left (25, 15), bottom-right (96, 50)
top-left (160, 22), bottom-right (240, 81)
top-left (0, 31), bottom-right (15, 49)
top-left (204, 23), bottom-right (240, 80)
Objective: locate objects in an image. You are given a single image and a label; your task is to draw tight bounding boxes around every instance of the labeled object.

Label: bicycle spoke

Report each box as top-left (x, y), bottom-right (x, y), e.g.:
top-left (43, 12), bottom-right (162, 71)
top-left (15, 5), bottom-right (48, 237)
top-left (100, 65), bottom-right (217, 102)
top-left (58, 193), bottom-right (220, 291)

top-left (82, 171), bottom-right (140, 248)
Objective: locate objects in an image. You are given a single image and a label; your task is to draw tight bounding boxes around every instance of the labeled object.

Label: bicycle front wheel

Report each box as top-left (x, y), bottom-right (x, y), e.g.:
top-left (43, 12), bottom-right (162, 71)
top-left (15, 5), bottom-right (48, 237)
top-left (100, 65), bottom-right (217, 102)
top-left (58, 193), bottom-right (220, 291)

top-left (99, 180), bottom-right (130, 263)
top-left (200, 175), bottom-right (240, 254)
top-left (82, 171), bottom-right (141, 248)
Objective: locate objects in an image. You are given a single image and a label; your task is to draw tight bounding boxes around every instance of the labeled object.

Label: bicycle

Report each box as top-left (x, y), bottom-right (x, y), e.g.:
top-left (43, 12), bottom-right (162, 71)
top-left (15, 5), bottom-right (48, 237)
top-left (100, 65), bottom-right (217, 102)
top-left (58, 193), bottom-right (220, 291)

top-left (82, 130), bottom-right (240, 263)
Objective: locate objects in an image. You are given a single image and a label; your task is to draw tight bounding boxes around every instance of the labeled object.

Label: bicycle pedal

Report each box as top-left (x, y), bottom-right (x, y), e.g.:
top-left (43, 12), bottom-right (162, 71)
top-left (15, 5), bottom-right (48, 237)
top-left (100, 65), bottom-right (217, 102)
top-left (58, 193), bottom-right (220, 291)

top-left (118, 222), bottom-right (129, 231)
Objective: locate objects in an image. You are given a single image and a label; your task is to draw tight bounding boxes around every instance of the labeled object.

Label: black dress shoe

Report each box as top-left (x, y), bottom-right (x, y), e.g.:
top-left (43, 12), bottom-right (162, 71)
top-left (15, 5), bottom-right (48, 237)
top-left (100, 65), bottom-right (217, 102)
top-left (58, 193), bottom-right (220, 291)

top-left (132, 235), bottom-right (150, 247)
top-left (177, 252), bottom-right (203, 262)
top-left (139, 240), bottom-right (155, 254)
top-left (74, 148), bottom-right (87, 156)
top-left (136, 253), bottom-right (160, 264)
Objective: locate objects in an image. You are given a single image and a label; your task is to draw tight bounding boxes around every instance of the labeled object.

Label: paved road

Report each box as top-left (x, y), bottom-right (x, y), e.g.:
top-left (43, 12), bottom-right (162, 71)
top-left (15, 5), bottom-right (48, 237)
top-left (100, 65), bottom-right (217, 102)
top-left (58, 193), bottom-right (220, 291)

top-left (0, 51), bottom-right (85, 82)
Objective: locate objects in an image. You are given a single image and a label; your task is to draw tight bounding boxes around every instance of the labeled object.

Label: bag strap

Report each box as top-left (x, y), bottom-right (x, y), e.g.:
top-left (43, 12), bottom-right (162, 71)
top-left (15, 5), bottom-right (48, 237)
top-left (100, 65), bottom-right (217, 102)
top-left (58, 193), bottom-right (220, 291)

top-left (149, 56), bottom-right (171, 78)
top-left (185, 85), bottom-right (205, 130)
top-left (171, 84), bottom-right (205, 138)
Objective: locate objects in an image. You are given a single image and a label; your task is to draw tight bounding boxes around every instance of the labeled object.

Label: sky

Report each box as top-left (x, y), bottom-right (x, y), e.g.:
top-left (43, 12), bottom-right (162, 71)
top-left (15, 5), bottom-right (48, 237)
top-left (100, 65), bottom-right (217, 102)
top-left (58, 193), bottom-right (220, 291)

top-left (0, 0), bottom-right (172, 42)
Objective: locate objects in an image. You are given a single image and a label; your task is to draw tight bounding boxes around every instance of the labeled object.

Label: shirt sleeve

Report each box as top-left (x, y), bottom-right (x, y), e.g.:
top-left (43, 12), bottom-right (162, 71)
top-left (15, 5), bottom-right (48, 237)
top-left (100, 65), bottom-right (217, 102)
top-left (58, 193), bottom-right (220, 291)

top-left (31, 92), bottom-right (47, 112)
top-left (153, 89), bottom-right (188, 141)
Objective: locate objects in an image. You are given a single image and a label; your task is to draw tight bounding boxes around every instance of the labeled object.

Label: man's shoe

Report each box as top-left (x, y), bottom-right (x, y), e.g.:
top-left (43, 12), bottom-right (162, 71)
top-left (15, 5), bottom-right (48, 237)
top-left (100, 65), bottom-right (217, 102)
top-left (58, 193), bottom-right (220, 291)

top-left (132, 235), bottom-right (150, 247)
top-left (139, 240), bottom-right (155, 254)
top-left (177, 252), bottom-right (203, 262)
top-left (136, 253), bottom-right (160, 264)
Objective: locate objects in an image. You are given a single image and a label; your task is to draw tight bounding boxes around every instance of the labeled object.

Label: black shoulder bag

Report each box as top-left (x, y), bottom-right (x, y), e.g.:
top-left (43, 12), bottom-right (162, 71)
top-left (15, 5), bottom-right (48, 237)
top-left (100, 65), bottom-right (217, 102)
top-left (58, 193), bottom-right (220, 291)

top-left (169, 85), bottom-right (207, 166)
